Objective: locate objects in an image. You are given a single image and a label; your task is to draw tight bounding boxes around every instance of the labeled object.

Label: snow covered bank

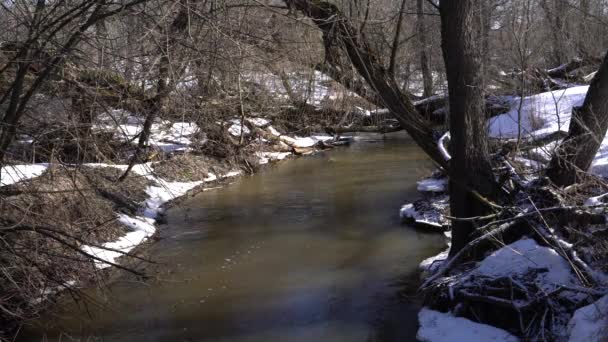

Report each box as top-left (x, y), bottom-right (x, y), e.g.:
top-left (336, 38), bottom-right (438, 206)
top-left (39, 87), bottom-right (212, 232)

top-left (82, 166), bottom-right (241, 268)
top-left (81, 118), bottom-right (345, 268)
top-left (3, 104), bottom-right (353, 280)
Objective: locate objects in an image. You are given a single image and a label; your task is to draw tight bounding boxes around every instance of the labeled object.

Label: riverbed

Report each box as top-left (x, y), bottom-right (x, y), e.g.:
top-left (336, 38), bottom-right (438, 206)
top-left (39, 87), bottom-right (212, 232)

top-left (20, 134), bottom-right (446, 341)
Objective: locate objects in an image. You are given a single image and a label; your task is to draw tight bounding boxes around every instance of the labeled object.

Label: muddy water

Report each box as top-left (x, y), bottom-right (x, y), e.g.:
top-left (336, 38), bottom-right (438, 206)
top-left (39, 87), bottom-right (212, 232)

top-left (22, 134), bottom-right (446, 342)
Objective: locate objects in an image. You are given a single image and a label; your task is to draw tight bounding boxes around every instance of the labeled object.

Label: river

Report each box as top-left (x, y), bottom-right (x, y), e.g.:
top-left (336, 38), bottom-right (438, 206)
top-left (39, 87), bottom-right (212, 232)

top-left (21, 133), bottom-right (446, 342)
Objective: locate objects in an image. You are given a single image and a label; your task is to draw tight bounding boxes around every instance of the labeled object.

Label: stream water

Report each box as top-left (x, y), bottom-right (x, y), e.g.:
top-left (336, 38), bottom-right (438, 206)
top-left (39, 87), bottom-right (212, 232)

top-left (21, 133), bottom-right (446, 342)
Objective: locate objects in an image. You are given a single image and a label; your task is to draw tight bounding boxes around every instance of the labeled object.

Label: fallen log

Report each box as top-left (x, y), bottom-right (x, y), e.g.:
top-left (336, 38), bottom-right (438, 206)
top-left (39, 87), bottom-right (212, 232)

top-left (327, 123), bottom-right (403, 134)
top-left (500, 57), bottom-right (601, 91)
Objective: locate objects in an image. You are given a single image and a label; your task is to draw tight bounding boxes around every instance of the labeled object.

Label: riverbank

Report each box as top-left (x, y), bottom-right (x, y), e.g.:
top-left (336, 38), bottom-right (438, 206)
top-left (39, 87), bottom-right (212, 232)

top-left (18, 134), bottom-right (445, 342)
top-left (0, 111), bottom-right (357, 339)
top-left (406, 85), bottom-right (608, 341)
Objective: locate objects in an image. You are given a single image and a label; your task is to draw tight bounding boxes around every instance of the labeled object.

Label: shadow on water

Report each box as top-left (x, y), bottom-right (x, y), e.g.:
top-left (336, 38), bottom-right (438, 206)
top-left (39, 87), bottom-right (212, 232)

top-left (19, 133), bottom-right (447, 342)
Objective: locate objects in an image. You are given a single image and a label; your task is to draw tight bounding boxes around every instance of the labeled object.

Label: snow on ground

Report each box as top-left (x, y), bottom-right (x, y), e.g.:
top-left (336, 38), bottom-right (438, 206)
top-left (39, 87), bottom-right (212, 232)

top-left (243, 70), bottom-right (361, 106)
top-left (247, 117), bottom-right (271, 127)
top-left (414, 85), bottom-right (608, 341)
top-left (417, 308), bottom-right (519, 342)
top-left (471, 238), bottom-right (578, 292)
top-left (567, 294), bottom-right (608, 342)
top-left (82, 214), bottom-right (156, 268)
top-left (96, 112), bottom-right (202, 152)
top-left (243, 70), bottom-right (338, 106)
top-left (227, 119), bottom-right (251, 137)
top-left (0, 163), bottom-right (48, 186)
top-left (143, 180), bottom-right (203, 219)
top-left (489, 85), bottom-right (608, 178)
top-left (488, 86), bottom-right (588, 139)
top-left (151, 122), bottom-right (203, 153)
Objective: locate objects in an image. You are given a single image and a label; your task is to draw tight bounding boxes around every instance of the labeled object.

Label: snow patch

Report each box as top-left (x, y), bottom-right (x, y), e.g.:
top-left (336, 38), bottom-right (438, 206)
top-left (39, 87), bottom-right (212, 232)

top-left (488, 86), bottom-right (588, 139)
top-left (567, 294), bottom-right (608, 342)
top-left (0, 163), bottom-right (48, 186)
top-left (417, 308), bottom-right (519, 342)
top-left (472, 238), bottom-right (578, 292)
top-left (227, 119), bottom-right (251, 137)
top-left (82, 214), bottom-right (156, 268)
top-left (488, 85), bottom-right (608, 178)
top-left (143, 180), bottom-right (203, 219)
top-left (419, 248), bottom-right (449, 273)
top-left (247, 117), bottom-right (270, 127)
top-left (96, 113), bottom-right (202, 152)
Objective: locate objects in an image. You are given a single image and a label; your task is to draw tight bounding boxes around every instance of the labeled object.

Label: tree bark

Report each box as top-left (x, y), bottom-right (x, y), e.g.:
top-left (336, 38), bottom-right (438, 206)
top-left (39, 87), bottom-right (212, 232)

top-left (439, 0), bottom-right (497, 256)
top-left (547, 51), bottom-right (608, 186)
top-left (417, 0), bottom-right (433, 97)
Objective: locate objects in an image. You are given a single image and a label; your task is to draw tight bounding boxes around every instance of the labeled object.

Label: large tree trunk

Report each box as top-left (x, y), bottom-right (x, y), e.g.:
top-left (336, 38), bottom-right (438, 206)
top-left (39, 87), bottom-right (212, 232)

top-left (284, 0), bottom-right (448, 169)
top-left (417, 0), bottom-right (433, 98)
top-left (546, 51), bottom-right (608, 186)
top-left (439, 0), bottom-right (496, 255)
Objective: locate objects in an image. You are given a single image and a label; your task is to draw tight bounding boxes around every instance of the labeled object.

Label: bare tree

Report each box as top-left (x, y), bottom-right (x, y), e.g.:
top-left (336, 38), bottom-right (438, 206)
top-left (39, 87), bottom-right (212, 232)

top-left (439, 0), bottom-right (497, 255)
top-left (283, 0), bottom-right (448, 168)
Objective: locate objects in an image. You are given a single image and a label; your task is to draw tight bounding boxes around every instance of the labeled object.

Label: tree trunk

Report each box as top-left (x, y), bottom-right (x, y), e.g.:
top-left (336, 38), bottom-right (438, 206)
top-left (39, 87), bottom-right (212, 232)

top-left (417, 0), bottom-right (433, 98)
top-left (439, 0), bottom-right (496, 256)
top-left (547, 51), bottom-right (608, 186)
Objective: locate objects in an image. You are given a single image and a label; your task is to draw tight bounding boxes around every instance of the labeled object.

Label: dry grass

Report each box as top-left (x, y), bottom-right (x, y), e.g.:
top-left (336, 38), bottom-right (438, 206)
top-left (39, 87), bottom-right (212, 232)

top-left (0, 164), bottom-right (151, 337)
top-left (152, 154), bottom-right (233, 182)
